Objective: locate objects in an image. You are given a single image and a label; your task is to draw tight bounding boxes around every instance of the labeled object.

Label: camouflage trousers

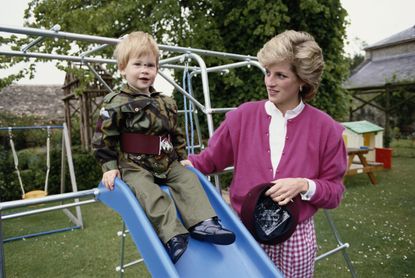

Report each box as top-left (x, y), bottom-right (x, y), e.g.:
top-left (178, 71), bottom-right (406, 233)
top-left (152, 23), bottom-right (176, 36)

top-left (119, 160), bottom-right (216, 243)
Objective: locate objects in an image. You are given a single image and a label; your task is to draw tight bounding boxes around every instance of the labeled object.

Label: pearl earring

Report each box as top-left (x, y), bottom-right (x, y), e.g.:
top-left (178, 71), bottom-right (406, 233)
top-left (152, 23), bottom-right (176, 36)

top-left (299, 85), bottom-right (303, 92)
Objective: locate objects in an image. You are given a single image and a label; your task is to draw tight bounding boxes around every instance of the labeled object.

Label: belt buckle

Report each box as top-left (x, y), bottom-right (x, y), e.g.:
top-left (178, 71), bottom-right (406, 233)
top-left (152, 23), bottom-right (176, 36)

top-left (160, 137), bottom-right (173, 154)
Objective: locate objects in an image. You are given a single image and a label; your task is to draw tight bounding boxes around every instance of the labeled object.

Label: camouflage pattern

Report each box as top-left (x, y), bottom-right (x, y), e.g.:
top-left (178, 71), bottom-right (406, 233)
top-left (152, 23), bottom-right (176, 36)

top-left (92, 84), bottom-right (187, 179)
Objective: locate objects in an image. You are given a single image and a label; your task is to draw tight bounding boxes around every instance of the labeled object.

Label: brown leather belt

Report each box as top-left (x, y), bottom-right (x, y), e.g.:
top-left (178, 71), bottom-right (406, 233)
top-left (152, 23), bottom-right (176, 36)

top-left (120, 132), bottom-right (173, 155)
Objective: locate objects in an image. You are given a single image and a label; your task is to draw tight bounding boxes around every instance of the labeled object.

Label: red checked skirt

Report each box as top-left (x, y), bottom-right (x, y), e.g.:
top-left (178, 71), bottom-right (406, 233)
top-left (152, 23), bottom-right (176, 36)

top-left (261, 217), bottom-right (317, 278)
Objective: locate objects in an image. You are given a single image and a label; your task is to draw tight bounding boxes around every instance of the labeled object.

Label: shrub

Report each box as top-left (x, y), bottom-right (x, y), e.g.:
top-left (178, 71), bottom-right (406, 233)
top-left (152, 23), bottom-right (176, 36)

top-left (0, 144), bottom-right (101, 201)
top-left (71, 146), bottom-right (102, 191)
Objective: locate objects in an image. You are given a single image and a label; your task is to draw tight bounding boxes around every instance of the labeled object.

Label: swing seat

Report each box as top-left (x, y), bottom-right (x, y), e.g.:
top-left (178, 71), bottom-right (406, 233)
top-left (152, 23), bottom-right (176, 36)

top-left (23, 190), bottom-right (48, 199)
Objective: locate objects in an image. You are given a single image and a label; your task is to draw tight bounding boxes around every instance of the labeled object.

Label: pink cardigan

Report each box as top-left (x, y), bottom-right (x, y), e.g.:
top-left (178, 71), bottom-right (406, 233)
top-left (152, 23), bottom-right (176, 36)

top-left (189, 101), bottom-right (347, 223)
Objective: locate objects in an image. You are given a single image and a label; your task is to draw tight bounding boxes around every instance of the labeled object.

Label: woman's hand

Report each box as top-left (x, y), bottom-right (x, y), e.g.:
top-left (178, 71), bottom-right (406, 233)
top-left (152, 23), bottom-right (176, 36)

top-left (102, 169), bottom-right (120, 191)
top-left (180, 159), bottom-right (194, 167)
top-left (265, 178), bottom-right (309, 205)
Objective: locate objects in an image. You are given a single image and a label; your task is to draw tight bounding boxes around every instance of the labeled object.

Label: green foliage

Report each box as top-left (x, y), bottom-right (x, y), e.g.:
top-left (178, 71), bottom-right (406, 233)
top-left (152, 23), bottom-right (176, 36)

top-left (345, 52), bottom-right (365, 74)
top-left (0, 35), bottom-right (36, 89)
top-left (175, 0), bottom-right (351, 132)
top-left (0, 121), bottom-right (101, 201)
top-left (391, 139), bottom-right (415, 158)
top-left (2, 0), bottom-right (350, 121)
top-left (0, 145), bottom-right (101, 201)
top-left (71, 146), bottom-right (102, 191)
top-left (0, 145), bottom-right (19, 201)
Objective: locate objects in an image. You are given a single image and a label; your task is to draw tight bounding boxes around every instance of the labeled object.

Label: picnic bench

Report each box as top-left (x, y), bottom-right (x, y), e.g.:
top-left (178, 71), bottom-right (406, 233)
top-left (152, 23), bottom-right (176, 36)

top-left (345, 147), bottom-right (384, 185)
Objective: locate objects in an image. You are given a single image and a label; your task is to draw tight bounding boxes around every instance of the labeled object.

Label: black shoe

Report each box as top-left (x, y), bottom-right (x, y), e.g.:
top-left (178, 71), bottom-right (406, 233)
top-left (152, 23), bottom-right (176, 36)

top-left (190, 217), bottom-right (235, 245)
top-left (165, 233), bottom-right (189, 263)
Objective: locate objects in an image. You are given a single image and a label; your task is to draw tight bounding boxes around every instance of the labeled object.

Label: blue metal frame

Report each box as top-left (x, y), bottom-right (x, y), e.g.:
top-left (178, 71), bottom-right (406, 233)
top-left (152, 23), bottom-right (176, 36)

top-left (3, 225), bottom-right (81, 243)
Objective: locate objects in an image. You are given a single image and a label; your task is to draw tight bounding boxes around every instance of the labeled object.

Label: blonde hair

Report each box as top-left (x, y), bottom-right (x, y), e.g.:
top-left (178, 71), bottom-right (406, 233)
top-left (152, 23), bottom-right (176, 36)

top-left (113, 31), bottom-right (159, 70)
top-left (257, 30), bottom-right (324, 100)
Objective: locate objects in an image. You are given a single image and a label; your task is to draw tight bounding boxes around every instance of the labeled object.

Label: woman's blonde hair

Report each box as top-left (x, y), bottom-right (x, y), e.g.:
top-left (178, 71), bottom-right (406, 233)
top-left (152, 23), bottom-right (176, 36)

top-left (113, 31), bottom-right (159, 70)
top-left (257, 30), bottom-right (324, 100)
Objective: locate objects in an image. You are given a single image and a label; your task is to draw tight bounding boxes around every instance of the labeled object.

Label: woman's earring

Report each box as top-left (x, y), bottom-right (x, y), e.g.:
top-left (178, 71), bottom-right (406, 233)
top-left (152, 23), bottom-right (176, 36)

top-left (299, 85), bottom-right (303, 92)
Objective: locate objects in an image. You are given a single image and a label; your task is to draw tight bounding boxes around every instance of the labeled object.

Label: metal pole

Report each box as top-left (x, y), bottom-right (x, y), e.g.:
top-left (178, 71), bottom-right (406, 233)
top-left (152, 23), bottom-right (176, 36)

top-left (0, 50), bottom-right (115, 65)
top-left (0, 25), bottom-right (258, 61)
top-left (0, 188), bottom-right (98, 211)
top-left (84, 62), bottom-right (115, 94)
top-left (191, 61), bottom-right (252, 74)
top-left (187, 53), bottom-right (214, 137)
top-left (118, 222), bottom-right (127, 277)
top-left (80, 44), bottom-right (109, 57)
top-left (21, 24), bottom-right (61, 52)
top-left (63, 123), bottom-right (84, 228)
top-left (321, 210), bottom-right (358, 278)
top-left (0, 25), bottom-right (120, 45)
top-left (0, 197), bottom-right (5, 278)
top-left (157, 70), bottom-right (206, 112)
top-left (2, 199), bottom-right (96, 220)
top-left (159, 54), bottom-right (188, 65)
top-left (0, 125), bottom-right (63, 131)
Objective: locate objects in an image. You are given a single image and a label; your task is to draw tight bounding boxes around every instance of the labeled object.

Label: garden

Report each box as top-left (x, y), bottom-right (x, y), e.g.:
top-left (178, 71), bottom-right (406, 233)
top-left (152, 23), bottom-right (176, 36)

top-left (1, 140), bottom-right (414, 277)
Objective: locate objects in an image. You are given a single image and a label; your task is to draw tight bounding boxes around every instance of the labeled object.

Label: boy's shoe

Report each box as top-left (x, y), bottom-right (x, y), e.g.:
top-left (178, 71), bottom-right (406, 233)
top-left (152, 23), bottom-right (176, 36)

top-left (189, 217), bottom-right (235, 245)
top-left (165, 233), bottom-right (189, 263)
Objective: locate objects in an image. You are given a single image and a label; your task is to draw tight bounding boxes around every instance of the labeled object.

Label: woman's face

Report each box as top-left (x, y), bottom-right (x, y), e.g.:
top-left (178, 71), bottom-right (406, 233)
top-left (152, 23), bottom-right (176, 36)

top-left (264, 62), bottom-right (304, 114)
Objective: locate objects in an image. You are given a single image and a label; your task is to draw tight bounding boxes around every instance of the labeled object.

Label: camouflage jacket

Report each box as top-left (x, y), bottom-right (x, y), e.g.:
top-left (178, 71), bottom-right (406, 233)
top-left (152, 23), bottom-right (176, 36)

top-left (92, 84), bottom-right (187, 178)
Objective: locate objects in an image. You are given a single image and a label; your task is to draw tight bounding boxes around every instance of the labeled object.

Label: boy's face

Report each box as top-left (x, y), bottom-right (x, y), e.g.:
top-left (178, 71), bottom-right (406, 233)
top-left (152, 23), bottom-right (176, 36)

top-left (120, 53), bottom-right (158, 94)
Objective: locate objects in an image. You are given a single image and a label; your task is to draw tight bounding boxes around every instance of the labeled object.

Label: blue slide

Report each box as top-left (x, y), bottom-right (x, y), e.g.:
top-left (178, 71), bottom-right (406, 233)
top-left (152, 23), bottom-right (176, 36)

top-left (97, 167), bottom-right (283, 278)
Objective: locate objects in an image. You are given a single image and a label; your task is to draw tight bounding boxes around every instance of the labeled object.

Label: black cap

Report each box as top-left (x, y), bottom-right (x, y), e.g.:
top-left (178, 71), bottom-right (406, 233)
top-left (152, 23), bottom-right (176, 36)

top-left (240, 183), bottom-right (300, 244)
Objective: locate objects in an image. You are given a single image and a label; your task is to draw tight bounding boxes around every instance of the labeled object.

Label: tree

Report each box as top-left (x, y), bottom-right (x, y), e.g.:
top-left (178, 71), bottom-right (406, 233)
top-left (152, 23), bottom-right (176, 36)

top-left (2, 0), bottom-right (350, 121)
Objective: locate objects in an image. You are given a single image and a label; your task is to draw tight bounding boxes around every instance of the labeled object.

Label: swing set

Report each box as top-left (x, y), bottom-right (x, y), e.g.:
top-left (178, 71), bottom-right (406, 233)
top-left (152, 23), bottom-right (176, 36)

top-left (8, 126), bottom-right (51, 199)
top-left (0, 124), bottom-right (84, 242)
top-left (0, 24), bottom-right (357, 277)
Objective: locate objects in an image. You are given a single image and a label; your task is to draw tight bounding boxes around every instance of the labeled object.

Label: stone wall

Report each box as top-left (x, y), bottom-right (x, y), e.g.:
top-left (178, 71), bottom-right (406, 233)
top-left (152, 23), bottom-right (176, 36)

top-left (0, 84), bottom-right (65, 121)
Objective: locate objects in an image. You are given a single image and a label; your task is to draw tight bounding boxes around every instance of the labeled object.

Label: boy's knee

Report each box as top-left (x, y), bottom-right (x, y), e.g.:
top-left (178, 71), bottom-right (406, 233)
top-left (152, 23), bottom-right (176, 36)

top-left (183, 169), bottom-right (199, 183)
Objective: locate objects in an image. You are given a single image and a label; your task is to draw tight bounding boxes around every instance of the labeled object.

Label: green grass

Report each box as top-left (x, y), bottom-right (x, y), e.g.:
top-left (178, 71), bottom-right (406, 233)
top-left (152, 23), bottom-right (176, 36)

top-left (390, 139), bottom-right (415, 158)
top-left (315, 156), bottom-right (415, 277)
top-left (3, 203), bottom-right (150, 277)
top-left (2, 156), bottom-right (415, 277)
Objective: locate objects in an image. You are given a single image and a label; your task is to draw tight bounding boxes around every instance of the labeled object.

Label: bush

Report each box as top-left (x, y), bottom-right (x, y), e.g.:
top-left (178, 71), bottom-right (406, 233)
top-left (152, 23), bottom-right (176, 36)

top-left (71, 146), bottom-right (102, 191)
top-left (0, 144), bottom-right (101, 201)
top-left (0, 112), bottom-right (102, 200)
top-left (0, 146), bottom-right (20, 201)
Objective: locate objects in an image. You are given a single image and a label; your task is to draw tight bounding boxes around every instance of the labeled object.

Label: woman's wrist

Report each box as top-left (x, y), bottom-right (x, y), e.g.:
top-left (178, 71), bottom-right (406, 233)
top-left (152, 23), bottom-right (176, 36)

top-left (299, 178), bottom-right (309, 194)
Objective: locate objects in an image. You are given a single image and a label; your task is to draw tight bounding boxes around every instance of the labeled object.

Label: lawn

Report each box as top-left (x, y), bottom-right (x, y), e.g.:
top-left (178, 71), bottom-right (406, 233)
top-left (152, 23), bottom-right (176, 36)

top-left (2, 156), bottom-right (414, 277)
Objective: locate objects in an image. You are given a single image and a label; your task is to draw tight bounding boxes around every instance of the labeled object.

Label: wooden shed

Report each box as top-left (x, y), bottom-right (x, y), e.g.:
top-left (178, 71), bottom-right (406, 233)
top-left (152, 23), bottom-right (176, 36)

top-left (341, 120), bottom-right (384, 161)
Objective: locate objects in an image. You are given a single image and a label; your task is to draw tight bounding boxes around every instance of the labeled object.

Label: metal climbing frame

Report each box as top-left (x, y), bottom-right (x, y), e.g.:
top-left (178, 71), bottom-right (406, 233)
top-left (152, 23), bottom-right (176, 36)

top-left (0, 25), bottom-right (356, 277)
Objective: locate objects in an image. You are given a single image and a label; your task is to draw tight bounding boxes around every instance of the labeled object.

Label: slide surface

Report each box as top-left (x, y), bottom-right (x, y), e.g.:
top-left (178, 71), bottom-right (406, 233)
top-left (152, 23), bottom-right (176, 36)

top-left (97, 167), bottom-right (283, 278)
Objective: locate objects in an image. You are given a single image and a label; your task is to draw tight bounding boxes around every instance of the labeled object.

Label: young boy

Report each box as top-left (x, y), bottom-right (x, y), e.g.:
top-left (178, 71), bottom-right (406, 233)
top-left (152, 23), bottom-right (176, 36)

top-left (92, 31), bottom-right (235, 264)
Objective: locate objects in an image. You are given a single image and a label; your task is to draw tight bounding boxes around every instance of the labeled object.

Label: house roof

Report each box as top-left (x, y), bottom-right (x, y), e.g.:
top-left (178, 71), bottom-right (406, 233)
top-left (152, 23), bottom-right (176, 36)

top-left (343, 53), bottom-right (415, 89)
top-left (366, 25), bottom-right (415, 50)
top-left (344, 25), bottom-right (415, 90)
top-left (341, 120), bottom-right (384, 134)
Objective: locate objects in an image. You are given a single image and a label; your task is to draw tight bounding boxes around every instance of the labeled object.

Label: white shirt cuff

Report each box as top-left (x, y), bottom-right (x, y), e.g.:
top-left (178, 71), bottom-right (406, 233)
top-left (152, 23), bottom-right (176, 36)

top-left (300, 178), bottom-right (316, 201)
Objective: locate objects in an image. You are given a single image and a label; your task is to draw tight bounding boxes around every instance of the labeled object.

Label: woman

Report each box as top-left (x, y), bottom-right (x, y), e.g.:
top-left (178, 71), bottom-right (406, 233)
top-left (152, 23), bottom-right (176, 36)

top-left (181, 30), bottom-right (347, 277)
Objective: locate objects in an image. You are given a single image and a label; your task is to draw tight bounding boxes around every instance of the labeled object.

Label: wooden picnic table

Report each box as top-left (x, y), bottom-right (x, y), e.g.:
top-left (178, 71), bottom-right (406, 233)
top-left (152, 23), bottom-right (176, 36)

top-left (345, 147), bottom-right (384, 185)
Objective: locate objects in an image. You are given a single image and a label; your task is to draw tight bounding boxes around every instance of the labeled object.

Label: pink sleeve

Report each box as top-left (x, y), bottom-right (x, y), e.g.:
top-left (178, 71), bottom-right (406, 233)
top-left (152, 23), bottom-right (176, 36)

top-left (309, 124), bottom-right (347, 209)
top-left (188, 120), bottom-right (234, 175)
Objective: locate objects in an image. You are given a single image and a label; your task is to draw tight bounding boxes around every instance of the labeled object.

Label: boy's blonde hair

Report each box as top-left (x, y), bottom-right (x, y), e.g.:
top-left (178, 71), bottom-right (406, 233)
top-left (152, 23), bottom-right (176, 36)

top-left (113, 31), bottom-right (159, 70)
top-left (257, 30), bottom-right (324, 100)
